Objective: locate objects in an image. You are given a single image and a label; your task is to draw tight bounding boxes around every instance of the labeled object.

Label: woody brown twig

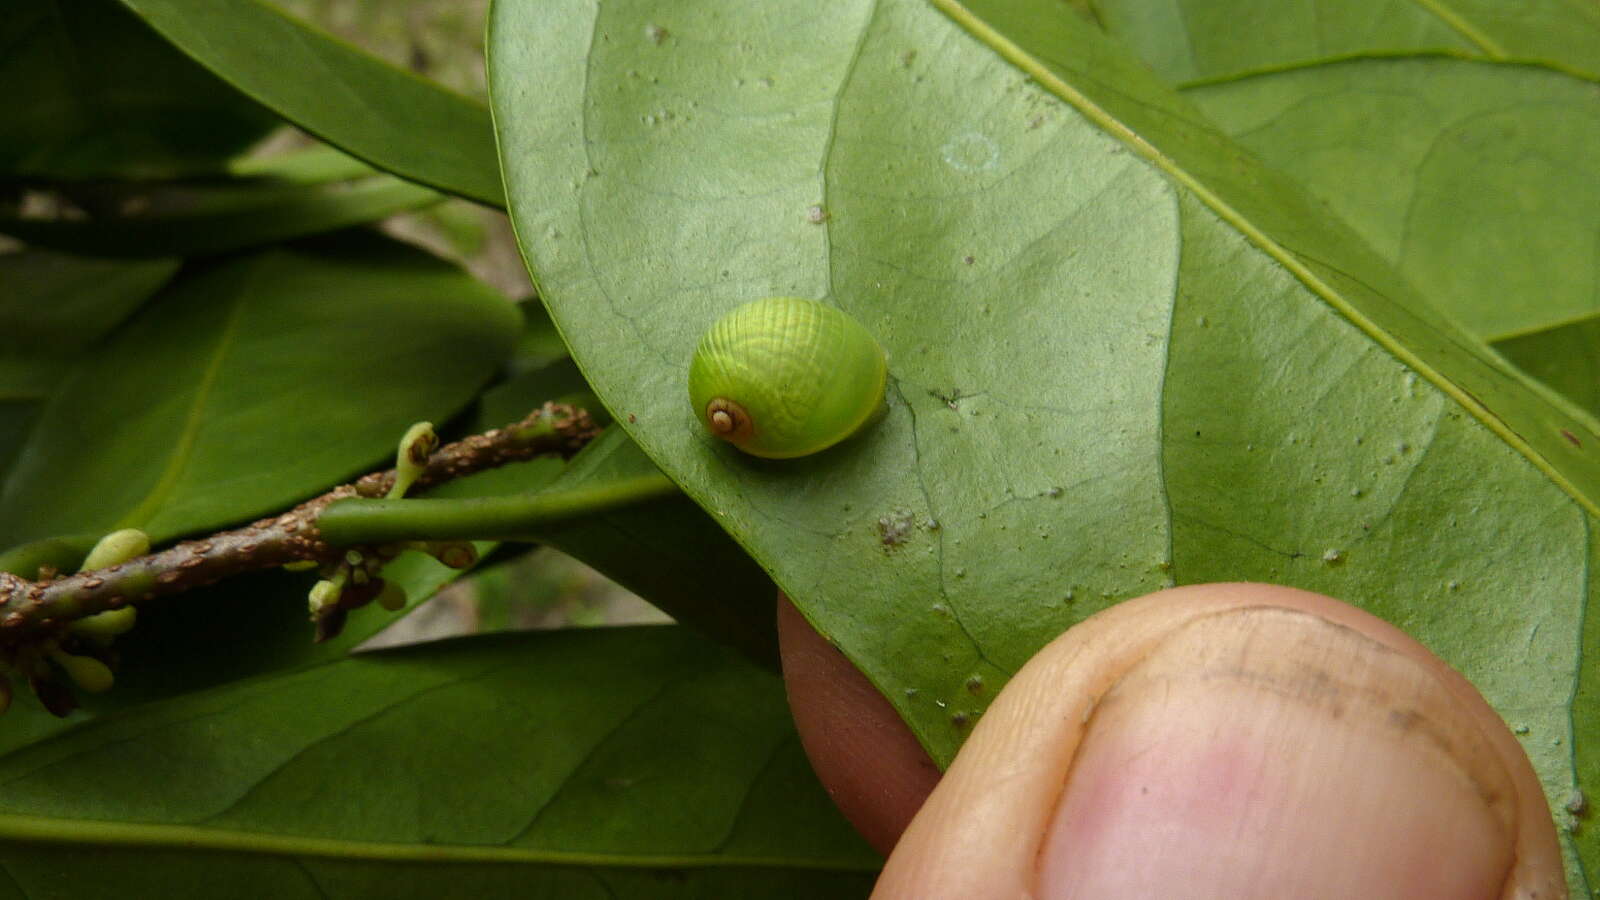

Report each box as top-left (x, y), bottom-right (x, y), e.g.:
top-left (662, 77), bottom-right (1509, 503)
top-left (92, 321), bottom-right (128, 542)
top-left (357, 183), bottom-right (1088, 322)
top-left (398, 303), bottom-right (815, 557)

top-left (0, 403), bottom-right (601, 645)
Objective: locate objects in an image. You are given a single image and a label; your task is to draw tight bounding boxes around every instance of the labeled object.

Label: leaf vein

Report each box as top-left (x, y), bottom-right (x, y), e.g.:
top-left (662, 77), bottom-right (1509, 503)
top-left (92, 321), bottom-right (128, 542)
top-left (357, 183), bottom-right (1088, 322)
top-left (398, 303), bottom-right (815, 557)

top-left (818, 0), bottom-right (881, 304)
top-left (501, 674), bottom-right (687, 847)
top-left (1403, 0), bottom-right (1508, 58)
top-left (194, 664), bottom-right (519, 827)
top-left (707, 732), bottom-right (793, 855)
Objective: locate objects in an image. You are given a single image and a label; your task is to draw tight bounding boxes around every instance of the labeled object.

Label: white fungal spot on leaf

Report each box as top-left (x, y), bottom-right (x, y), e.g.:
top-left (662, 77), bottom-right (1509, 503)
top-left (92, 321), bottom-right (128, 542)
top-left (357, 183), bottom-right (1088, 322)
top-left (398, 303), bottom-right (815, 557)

top-left (940, 132), bottom-right (1000, 173)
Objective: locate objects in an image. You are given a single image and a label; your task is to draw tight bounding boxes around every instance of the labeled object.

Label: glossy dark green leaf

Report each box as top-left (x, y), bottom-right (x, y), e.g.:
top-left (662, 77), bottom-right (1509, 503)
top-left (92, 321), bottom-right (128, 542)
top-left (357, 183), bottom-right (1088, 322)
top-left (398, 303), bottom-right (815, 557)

top-left (1183, 56), bottom-right (1600, 344)
top-left (1495, 320), bottom-right (1600, 421)
top-left (1151, 48), bottom-right (1600, 425)
top-left (1079, 9), bottom-right (1600, 427)
top-left (0, 0), bottom-right (278, 179)
top-left (2, 356), bottom-right (570, 742)
top-left (1089, 0), bottom-right (1600, 82)
top-left (228, 144), bottom-right (382, 184)
top-left (1, 173), bottom-right (441, 258)
top-left (0, 241), bottom-right (518, 744)
top-left (0, 250), bottom-right (180, 349)
top-left (0, 250), bottom-right (180, 480)
top-left (0, 235), bottom-right (520, 549)
top-left (1070, 1), bottom-right (1600, 354)
top-left (492, 0), bottom-right (1599, 888)
top-left (117, 0), bottom-right (503, 204)
top-left (0, 250), bottom-right (180, 431)
top-left (0, 627), bottom-right (878, 897)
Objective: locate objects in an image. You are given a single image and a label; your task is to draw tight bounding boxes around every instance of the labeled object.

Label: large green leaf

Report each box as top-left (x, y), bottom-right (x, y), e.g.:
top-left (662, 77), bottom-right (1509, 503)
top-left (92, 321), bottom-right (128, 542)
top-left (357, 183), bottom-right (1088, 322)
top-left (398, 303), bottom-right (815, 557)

top-left (1177, 55), bottom-right (1600, 431)
top-left (0, 250), bottom-right (179, 455)
top-left (0, 250), bottom-right (179, 479)
top-left (1088, 0), bottom-right (1600, 82)
top-left (0, 0), bottom-right (278, 179)
top-left (492, 0), bottom-right (1599, 888)
top-left (0, 244), bottom-right (497, 729)
top-left (1095, 13), bottom-right (1600, 418)
top-left (1072, 6), bottom-right (1600, 424)
top-left (116, 0), bottom-right (502, 204)
top-left (0, 235), bottom-right (520, 549)
top-left (1, 172), bottom-right (441, 258)
top-left (0, 250), bottom-right (180, 349)
top-left (1497, 320), bottom-right (1600, 420)
top-left (1179, 56), bottom-right (1600, 344)
top-left (0, 627), bottom-right (878, 897)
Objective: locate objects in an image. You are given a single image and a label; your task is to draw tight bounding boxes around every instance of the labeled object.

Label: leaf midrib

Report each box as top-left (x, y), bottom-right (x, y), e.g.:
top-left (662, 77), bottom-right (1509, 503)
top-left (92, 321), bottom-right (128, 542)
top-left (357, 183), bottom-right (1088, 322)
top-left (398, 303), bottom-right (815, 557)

top-left (0, 811), bottom-right (882, 871)
top-left (1491, 307), bottom-right (1600, 345)
top-left (112, 261), bottom-right (253, 531)
top-left (931, 0), bottom-right (1600, 520)
top-left (1174, 49), bottom-right (1600, 91)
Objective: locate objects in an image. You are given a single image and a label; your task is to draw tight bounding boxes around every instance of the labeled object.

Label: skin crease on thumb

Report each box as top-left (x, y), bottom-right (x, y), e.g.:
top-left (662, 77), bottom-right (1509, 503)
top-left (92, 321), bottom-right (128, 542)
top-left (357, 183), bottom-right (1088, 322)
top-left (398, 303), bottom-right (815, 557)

top-left (779, 584), bottom-right (1565, 900)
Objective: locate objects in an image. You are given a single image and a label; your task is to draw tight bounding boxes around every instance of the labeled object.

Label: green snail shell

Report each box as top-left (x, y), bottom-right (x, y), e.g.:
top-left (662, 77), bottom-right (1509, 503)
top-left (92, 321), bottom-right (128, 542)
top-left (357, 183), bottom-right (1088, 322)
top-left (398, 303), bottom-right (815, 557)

top-left (688, 297), bottom-right (888, 459)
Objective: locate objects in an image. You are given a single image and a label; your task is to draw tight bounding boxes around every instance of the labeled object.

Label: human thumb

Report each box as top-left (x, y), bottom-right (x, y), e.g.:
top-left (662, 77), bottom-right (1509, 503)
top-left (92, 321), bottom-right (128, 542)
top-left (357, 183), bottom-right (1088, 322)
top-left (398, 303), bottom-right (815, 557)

top-left (783, 584), bottom-right (1566, 899)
